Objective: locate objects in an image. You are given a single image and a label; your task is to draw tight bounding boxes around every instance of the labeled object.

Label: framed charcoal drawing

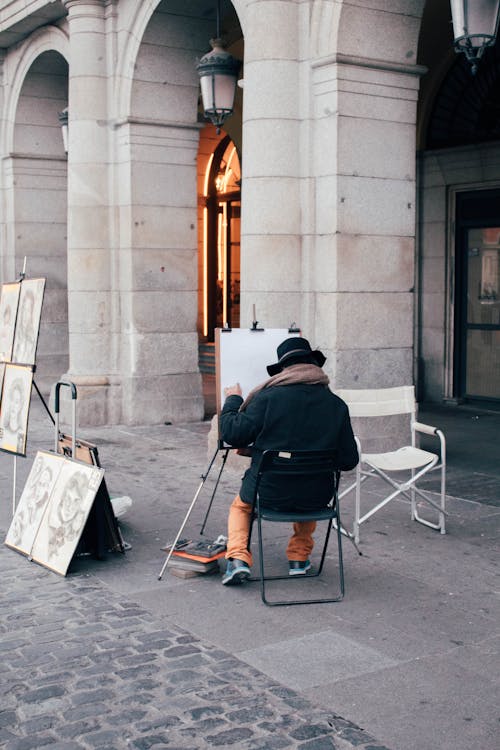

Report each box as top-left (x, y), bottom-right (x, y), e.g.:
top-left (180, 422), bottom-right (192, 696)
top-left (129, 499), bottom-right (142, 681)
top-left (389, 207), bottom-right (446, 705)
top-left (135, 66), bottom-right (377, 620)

top-left (0, 363), bottom-right (33, 456)
top-left (5, 451), bottom-right (64, 557)
top-left (0, 282), bottom-right (21, 362)
top-left (29, 459), bottom-right (104, 576)
top-left (11, 278), bottom-right (46, 366)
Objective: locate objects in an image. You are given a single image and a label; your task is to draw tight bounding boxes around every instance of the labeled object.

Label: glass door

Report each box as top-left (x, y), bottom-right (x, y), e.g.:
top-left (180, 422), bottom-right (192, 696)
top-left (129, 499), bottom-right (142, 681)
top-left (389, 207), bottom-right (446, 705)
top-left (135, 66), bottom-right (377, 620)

top-left (463, 228), bottom-right (500, 399)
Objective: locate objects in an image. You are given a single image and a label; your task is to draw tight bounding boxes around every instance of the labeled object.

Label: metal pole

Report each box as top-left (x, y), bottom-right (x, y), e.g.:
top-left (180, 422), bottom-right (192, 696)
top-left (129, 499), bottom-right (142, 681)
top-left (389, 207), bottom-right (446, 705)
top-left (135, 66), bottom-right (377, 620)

top-left (158, 447), bottom-right (221, 580)
top-left (12, 455), bottom-right (17, 516)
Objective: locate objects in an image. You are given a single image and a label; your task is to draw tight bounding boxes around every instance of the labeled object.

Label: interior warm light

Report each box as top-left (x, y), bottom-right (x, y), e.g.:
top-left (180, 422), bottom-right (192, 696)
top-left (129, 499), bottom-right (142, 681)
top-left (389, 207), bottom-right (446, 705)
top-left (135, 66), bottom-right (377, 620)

top-left (222, 202), bottom-right (228, 325)
top-left (202, 154), bottom-right (214, 337)
top-left (203, 153), bottom-right (214, 197)
top-left (217, 210), bottom-right (223, 281)
top-left (203, 207), bottom-right (208, 337)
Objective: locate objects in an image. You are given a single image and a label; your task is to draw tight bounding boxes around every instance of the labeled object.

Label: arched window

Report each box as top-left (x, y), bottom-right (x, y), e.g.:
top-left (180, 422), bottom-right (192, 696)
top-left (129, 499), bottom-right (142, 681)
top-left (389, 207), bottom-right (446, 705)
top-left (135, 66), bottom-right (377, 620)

top-left (202, 135), bottom-right (241, 340)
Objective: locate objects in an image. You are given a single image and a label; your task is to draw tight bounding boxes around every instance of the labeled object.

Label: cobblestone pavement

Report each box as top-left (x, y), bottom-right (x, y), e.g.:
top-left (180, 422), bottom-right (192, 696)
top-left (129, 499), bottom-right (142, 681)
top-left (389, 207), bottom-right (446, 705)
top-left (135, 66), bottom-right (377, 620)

top-left (1, 544), bottom-right (391, 750)
top-left (2, 400), bottom-right (499, 750)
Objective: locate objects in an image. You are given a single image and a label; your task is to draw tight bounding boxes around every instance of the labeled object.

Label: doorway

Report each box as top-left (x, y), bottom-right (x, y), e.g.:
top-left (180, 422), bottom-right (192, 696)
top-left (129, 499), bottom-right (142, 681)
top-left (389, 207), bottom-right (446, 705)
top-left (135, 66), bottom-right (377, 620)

top-left (202, 135), bottom-right (241, 342)
top-left (197, 129), bottom-right (241, 413)
top-left (455, 190), bottom-right (500, 403)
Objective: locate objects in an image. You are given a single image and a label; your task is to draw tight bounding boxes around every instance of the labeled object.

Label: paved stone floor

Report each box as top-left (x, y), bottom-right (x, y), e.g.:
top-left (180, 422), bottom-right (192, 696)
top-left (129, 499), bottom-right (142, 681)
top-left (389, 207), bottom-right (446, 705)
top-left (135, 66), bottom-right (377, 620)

top-left (0, 546), bottom-right (389, 750)
top-left (1, 397), bottom-right (499, 750)
top-left (0, 401), bottom-right (390, 750)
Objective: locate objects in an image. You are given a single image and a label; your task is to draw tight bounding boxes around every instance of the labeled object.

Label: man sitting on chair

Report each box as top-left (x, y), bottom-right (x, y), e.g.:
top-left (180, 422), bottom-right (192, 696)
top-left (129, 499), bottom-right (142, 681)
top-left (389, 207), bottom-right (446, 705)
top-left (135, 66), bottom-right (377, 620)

top-left (220, 336), bottom-right (359, 586)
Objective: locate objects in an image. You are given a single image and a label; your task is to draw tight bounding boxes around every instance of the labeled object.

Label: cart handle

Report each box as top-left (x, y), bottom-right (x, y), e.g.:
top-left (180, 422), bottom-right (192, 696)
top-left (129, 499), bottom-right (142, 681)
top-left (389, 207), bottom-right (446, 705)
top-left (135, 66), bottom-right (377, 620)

top-left (54, 380), bottom-right (77, 413)
top-left (54, 381), bottom-right (78, 457)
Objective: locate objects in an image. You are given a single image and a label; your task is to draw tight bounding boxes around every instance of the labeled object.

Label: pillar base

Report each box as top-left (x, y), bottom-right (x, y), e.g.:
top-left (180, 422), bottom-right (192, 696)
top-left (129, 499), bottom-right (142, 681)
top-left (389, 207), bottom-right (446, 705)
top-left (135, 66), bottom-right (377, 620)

top-left (121, 372), bottom-right (204, 425)
top-left (51, 375), bottom-right (122, 428)
top-left (51, 371), bottom-right (205, 427)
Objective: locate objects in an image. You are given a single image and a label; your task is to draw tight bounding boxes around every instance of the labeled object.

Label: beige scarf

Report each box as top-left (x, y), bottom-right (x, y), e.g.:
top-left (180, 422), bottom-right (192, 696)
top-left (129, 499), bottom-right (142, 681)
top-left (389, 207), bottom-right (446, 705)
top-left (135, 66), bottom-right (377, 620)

top-left (240, 363), bottom-right (329, 411)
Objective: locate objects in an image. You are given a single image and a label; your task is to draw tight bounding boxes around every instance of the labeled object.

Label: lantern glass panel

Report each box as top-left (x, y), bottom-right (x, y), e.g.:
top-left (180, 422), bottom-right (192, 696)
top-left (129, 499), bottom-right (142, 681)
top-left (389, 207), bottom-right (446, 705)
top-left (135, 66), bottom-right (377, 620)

top-left (200, 73), bottom-right (236, 114)
top-left (451, 0), bottom-right (500, 44)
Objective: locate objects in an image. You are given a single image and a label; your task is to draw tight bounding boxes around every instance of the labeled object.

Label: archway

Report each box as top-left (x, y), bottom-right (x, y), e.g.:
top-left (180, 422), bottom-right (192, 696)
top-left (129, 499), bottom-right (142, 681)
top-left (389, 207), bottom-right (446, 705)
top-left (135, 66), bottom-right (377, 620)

top-left (198, 127), bottom-right (241, 342)
top-left (12, 50), bottom-right (69, 391)
top-left (115, 0), bottom-right (243, 424)
top-left (417, 3), bottom-right (500, 406)
top-left (196, 126), bottom-right (241, 413)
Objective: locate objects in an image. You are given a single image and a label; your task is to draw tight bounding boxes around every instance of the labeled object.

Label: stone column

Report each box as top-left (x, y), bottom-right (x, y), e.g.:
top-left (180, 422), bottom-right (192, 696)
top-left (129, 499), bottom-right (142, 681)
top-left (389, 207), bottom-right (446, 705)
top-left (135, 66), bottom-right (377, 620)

top-left (309, 55), bottom-right (426, 451)
top-left (310, 56), bottom-right (425, 395)
top-left (62, 0), bottom-right (118, 425)
top-left (115, 118), bottom-right (204, 425)
top-left (239, 0), bottom-right (303, 329)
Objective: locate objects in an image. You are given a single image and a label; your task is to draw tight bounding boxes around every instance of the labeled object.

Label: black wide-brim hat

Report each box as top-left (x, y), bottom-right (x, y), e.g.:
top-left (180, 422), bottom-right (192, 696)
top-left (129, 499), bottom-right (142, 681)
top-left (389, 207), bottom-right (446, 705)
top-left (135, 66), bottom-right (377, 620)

top-left (267, 337), bottom-right (326, 376)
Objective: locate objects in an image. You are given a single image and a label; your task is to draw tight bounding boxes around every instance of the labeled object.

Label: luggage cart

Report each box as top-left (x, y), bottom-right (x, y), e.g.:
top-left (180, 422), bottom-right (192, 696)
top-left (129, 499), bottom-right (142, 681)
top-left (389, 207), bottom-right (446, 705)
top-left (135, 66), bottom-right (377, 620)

top-left (53, 381), bottom-right (125, 558)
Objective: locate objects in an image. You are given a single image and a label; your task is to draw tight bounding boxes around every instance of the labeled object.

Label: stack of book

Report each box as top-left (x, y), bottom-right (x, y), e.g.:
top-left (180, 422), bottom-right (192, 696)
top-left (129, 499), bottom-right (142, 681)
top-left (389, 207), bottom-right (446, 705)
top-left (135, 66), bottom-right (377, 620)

top-left (161, 537), bottom-right (227, 578)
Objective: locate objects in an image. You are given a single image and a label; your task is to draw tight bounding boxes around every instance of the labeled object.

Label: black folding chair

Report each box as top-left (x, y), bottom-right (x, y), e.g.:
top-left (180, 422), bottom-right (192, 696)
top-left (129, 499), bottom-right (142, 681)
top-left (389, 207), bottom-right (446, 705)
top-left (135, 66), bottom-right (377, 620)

top-left (247, 449), bottom-right (344, 606)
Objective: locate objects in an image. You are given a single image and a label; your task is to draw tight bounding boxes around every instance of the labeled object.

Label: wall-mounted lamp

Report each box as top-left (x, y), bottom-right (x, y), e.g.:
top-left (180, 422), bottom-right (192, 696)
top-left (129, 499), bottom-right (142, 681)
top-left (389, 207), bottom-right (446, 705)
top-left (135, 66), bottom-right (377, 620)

top-left (196, 0), bottom-right (240, 134)
top-left (58, 106), bottom-right (68, 153)
top-left (450, 0), bottom-right (500, 74)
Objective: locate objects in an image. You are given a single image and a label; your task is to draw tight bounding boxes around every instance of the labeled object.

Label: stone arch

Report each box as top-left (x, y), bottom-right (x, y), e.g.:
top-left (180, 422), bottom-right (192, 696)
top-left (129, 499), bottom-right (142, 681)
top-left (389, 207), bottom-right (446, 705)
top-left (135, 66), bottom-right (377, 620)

top-left (116, 0), bottom-right (245, 123)
top-left (2, 25), bottom-right (69, 155)
top-left (3, 27), bottom-right (70, 391)
top-left (310, 0), bottom-right (425, 64)
top-left (114, 0), bottom-right (244, 425)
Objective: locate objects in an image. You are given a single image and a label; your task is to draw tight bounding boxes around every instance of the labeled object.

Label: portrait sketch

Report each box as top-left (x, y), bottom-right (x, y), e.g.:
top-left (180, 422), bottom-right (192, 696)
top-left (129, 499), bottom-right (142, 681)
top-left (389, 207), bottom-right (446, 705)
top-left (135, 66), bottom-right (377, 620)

top-left (11, 278), bottom-right (45, 366)
top-left (30, 460), bottom-right (104, 576)
top-left (0, 364), bottom-right (33, 455)
top-left (0, 282), bottom-right (21, 362)
top-left (5, 452), bottom-right (63, 556)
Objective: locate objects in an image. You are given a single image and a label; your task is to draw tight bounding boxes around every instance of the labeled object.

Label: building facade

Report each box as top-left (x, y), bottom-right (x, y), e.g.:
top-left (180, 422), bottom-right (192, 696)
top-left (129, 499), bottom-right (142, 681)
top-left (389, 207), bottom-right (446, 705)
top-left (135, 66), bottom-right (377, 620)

top-left (0, 0), bottom-right (498, 426)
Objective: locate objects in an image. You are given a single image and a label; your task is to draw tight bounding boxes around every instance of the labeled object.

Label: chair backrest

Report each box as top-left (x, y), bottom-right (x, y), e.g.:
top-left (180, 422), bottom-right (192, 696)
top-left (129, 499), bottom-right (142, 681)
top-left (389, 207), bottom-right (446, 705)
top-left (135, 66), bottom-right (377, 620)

top-left (254, 450), bottom-right (340, 510)
top-left (256, 450), bottom-right (340, 491)
top-left (336, 386), bottom-right (416, 419)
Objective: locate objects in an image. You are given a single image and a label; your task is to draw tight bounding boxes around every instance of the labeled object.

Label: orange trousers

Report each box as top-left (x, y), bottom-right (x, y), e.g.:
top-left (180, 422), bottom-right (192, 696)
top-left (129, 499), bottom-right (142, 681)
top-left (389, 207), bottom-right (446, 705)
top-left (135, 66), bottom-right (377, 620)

top-left (225, 495), bottom-right (317, 567)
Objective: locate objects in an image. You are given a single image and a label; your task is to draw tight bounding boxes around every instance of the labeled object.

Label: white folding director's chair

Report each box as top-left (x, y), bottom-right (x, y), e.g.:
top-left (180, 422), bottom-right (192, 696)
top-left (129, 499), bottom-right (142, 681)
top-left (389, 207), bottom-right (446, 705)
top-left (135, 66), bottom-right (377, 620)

top-left (336, 386), bottom-right (447, 543)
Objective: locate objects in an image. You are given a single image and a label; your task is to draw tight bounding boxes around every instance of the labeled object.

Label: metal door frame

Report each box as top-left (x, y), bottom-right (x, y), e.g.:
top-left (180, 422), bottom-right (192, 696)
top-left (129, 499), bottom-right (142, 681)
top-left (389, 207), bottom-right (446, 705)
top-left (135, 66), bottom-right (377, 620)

top-left (452, 187), bottom-right (500, 403)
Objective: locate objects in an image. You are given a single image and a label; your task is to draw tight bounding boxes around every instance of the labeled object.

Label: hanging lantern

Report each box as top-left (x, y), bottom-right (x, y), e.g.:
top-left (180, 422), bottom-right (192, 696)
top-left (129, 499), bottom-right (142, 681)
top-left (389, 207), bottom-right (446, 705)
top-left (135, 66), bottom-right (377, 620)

top-left (197, 37), bottom-right (240, 134)
top-left (450, 0), bottom-right (500, 74)
top-left (58, 107), bottom-right (69, 153)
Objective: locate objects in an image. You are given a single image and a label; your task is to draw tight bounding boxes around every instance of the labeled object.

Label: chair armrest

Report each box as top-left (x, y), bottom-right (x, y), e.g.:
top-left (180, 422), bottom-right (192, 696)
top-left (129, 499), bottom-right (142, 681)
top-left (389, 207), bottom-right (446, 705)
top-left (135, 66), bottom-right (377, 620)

top-left (412, 421), bottom-right (438, 436)
top-left (412, 422), bottom-right (446, 460)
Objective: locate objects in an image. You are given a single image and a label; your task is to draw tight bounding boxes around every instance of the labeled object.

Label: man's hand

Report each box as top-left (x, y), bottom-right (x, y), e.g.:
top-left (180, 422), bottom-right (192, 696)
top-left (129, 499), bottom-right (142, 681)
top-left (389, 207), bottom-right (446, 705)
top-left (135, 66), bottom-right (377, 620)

top-left (224, 383), bottom-right (242, 398)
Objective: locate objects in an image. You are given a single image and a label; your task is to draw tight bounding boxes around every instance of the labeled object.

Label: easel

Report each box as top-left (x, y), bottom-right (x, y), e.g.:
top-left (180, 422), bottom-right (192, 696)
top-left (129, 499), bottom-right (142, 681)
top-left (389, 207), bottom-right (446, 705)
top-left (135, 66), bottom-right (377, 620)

top-left (159, 317), bottom-right (295, 580)
top-left (158, 321), bottom-right (361, 580)
top-left (2, 257), bottom-right (52, 514)
top-left (19, 257), bottom-right (53, 425)
top-left (157, 440), bottom-right (230, 579)
top-left (9, 369), bottom-right (54, 514)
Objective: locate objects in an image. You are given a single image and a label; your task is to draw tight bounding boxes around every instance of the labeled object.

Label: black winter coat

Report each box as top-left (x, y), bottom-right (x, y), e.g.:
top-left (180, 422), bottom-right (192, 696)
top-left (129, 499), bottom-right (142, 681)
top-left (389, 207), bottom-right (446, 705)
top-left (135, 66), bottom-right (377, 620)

top-left (220, 383), bottom-right (358, 510)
